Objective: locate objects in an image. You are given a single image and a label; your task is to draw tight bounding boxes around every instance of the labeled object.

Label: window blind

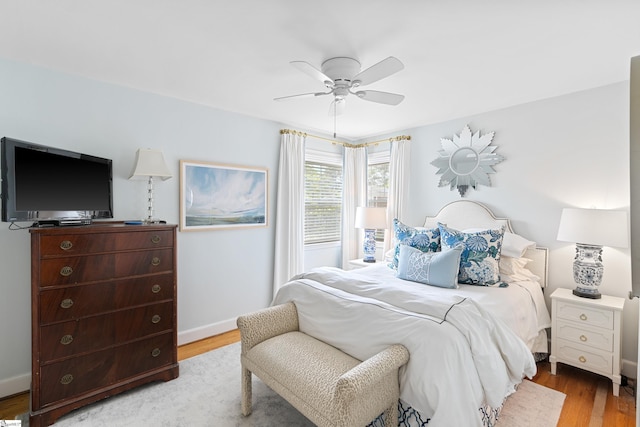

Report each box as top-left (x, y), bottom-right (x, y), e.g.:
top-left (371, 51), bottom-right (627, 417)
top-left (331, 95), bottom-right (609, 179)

top-left (304, 161), bottom-right (343, 244)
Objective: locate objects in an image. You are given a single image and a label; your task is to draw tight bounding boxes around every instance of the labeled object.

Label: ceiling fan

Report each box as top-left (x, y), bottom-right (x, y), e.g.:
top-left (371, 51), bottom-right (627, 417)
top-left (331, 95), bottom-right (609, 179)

top-left (274, 56), bottom-right (405, 116)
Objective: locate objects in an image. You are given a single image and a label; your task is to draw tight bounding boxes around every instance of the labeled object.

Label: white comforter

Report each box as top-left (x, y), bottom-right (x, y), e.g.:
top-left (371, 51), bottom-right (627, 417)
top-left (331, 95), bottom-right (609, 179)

top-left (273, 266), bottom-right (539, 427)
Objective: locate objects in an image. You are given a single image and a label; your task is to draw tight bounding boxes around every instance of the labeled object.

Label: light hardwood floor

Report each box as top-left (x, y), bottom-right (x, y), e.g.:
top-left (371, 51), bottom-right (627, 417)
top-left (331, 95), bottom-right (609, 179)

top-left (1, 329), bottom-right (635, 426)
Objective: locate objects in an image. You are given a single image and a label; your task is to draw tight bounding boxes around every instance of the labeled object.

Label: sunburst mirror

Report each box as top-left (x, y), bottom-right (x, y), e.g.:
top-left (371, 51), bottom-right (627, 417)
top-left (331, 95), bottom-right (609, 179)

top-left (430, 125), bottom-right (504, 197)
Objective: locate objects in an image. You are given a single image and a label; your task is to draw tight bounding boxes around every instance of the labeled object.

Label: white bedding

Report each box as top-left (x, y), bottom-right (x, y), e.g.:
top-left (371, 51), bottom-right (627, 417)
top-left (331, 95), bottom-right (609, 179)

top-left (358, 263), bottom-right (551, 352)
top-left (273, 265), bottom-right (547, 427)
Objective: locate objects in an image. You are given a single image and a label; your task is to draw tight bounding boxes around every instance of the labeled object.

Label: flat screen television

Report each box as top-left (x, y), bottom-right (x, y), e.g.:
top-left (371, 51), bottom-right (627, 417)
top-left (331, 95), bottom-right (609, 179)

top-left (1, 137), bottom-right (113, 225)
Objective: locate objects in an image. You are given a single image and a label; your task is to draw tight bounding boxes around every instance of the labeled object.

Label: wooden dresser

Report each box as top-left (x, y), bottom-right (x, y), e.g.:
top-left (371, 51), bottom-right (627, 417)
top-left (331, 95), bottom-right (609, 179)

top-left (29, 223), bottom-right (179, 427)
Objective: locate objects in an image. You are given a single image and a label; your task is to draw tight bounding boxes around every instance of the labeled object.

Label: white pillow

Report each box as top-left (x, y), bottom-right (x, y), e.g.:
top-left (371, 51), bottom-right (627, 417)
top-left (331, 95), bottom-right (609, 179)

top-left (502, 232), bottom-right (536, 258)
top-left (499, 256), bottom-right (540, 282)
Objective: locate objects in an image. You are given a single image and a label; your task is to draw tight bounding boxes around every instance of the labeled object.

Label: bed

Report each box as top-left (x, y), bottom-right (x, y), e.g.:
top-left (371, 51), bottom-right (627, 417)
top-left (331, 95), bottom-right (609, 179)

top-left (272, 201), bottom-right (552, 427)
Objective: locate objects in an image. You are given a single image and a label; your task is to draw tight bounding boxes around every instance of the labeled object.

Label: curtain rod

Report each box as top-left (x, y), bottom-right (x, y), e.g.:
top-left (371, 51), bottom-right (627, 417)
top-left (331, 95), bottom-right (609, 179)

top-left (280, 129), bottom-right (410, 148)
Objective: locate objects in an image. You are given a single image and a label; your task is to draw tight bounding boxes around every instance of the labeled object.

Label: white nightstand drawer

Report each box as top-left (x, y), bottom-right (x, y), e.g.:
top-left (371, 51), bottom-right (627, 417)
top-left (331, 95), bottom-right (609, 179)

top-left (555, 320), bottom-right (613, 352)
top-left (556, 339), bottom-right (613, 374)
top-left (556, 300), bottom-right (614, 330)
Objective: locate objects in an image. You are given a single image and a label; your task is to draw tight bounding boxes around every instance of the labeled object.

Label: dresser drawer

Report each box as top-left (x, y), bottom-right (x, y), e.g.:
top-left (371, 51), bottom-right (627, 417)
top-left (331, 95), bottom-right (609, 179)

top-left (38, 249), bottom-right (173, 287)
top-left (39, 234), bottom-right (117, 256)
top-left (115, 230), bottom-right (174, 250)
top-left (40, 348), bottom-right (116, 406)
top-left (39, 255), bottom-right (116, 286)
top-left (556, 338), bottom-right (613, 374)
top-left (555, 320), bottom-right (613, 352)
top-left (40, 315), bottom-right (115, 362)
top-left (556, 300), bottom-right (614, 329)
top-left (116, 302), bottom-right (174, 342)
top-left (40, 282), bottom-right (115, 323)
top-left (115, 248), bottom-right (174, 276)
top-left (116, 333), bottom-right (175, 380)
top-left (115, 274), bottom-right (174, 307)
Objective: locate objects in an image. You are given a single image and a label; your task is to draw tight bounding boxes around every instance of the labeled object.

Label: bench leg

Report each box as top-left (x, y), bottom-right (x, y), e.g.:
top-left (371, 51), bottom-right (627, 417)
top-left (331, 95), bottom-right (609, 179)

top-left (241, 366), bottom-right (253, 416)
top-left (382, 401), bottom-right (398, 427)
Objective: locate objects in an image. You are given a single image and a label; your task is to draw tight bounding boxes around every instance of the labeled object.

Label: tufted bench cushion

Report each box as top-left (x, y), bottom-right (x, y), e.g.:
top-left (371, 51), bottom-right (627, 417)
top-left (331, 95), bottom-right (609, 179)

top-left (237, 302), bottom-right (409, 427)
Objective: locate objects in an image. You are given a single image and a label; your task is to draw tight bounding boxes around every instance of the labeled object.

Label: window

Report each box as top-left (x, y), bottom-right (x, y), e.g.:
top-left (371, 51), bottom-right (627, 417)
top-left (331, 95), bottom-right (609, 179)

top-left (367, 150), bottom-right (390, 242)
top-left (304, 151), bottom-right (343, 244)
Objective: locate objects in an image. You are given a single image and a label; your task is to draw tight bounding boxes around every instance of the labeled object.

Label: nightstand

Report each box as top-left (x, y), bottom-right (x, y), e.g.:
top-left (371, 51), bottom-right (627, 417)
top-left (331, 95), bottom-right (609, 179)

top-left (348, 258), bottom-right (382, 270)
top-left (550, 287), bottom-right (624, 396)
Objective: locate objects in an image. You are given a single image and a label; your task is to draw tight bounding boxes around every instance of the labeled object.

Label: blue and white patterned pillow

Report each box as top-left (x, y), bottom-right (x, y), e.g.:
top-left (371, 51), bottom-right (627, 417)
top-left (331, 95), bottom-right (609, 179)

top-left (438, 223), bottom-right (505, 286)
top-left (397, 244), bottom-right (462, 288)
top-left (389, 219), bottom-right (440, 270)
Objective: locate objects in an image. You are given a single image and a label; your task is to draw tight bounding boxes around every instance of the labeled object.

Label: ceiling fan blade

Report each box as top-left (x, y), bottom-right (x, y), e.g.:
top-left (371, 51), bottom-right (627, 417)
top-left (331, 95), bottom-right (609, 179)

top-left (274, 91), bottom-right (332, 101)
top-left (328, 98), bottom-right (345, 116)
top-left (352, 56), bottom-right (404, 86)
top-left (355, 90), bottom-right (405, 105)
top-left (291, 61), bottom-right (334, 86)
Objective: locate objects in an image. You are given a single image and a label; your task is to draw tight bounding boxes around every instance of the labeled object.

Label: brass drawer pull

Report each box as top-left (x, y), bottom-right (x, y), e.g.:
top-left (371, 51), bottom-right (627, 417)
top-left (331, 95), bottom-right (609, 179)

top-left (151, 235), bottom-right (161, 244)
top-left (60, 374), bottom-right (74, 385)
top-left (60, 240), bottom-right (73, 250)
top-left (60, 298), bottom-right (74, 309)
top-left (580, 335), bottom-right (588, 342)
top-left (151, 284), bottom-right (161, 294)
top-left (60, 334), bottom-right (74, 345)
top-left (579, 356), bottom-right (587, 363)
top-left (579, 314), bottom-right (588, 321)
top-left (151, 348), bottom-right (161, 357)
top-left (151, 257), bottom-right (161, 266)
top-left (152, 315), bottom-right (161, 324)
top-left (60, 266), bottom-right (73, 277)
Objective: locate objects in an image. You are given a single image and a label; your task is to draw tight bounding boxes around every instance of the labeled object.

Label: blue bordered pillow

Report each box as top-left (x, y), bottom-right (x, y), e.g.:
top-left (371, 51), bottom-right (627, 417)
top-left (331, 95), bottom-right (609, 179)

top-left (438, 223), bottom-right (505, 285)
top-left (389, 219), bottom-right (440, 270)
top-left (397, 244), bottom-right (462, 288)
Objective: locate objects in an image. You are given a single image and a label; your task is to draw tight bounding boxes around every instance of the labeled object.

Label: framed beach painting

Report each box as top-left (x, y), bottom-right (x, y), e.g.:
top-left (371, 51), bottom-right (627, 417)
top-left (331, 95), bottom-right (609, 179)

top-left (179, 160), bottom-right (268, 231)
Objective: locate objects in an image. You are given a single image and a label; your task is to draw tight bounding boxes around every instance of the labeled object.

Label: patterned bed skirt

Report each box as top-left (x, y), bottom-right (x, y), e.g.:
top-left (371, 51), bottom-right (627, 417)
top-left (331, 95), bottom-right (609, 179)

top-left (368, 399), bottom-right (502, 427)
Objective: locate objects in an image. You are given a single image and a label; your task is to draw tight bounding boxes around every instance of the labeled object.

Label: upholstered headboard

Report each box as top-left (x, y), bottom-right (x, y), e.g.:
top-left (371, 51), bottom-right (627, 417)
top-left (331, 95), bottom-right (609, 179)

top-left (423, 200), bottom-right (548, 288)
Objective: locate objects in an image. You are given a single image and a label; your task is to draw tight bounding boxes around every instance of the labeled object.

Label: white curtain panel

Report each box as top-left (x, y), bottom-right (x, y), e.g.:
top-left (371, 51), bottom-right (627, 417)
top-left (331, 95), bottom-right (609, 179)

top-left (341, 146), bottom-right (367, 268)
top-left (385, 139), bottom-right (411, 254)
top-left (272, 131), bottom-right (306, 295)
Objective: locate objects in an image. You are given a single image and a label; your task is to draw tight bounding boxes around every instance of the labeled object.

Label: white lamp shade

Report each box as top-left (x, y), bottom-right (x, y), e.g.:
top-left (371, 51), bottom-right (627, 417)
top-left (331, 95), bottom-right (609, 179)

top-left (557, 208), bottom-right (628, 248)
top-left (355, 207), bottom-right (387, 230)
top-left (129, 148), bottom-right (172, 180)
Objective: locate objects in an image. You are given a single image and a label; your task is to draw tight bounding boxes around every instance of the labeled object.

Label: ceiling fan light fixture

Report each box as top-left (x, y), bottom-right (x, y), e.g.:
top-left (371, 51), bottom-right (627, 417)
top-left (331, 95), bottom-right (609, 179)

top-left (276, 55), bottom-right (405, 112)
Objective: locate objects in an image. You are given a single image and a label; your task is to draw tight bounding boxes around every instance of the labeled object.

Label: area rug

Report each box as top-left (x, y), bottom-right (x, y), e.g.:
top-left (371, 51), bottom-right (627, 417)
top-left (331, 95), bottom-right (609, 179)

top-left (17, 343), bottom-right (565, 426)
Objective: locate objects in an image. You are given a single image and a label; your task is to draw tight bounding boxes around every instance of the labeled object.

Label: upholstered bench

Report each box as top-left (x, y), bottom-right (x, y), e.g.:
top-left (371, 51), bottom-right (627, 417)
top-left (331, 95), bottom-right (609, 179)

top-left (236, 302), bottom-right (409, 427)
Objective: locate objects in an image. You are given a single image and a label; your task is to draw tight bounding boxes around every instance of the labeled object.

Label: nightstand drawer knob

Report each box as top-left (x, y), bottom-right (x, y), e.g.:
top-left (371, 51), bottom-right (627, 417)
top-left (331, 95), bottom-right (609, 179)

top-left (151, 348), bottom-right (161, 357)
top-left (60, 266), bottom-right (73, 277)
top-left (60, 298), bottom-right (74, 309)
top-left (152, 315), bottom-right (161, 324)
top-left (151, 284), bottom-right (161, 293)
top-left (60, 240), bottom-right (73, 250)
top-left (60, 334), bottom-right (73, 345)
top-left (60, 374), bottom-right (74, 385)
top-left (579, 313), bottom-right (588, 321)
top-left (580, 334), bottom-right (588, 342)
top-left (151, 257), bottom-right (161, 266)
top-left (579, 356), bottom-right (587, 363)
top-left (151, 235), bottom-right (161, 244)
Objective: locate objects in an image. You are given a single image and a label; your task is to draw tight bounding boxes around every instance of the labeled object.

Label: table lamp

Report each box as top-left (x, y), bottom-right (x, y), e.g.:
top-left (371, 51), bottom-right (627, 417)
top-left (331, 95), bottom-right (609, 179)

top-left (557, 207), bottom-right (628, 299)
top-left (354, 207), bottom-right (387, 263)
top-left (129, 148), bottom-right (172, 223)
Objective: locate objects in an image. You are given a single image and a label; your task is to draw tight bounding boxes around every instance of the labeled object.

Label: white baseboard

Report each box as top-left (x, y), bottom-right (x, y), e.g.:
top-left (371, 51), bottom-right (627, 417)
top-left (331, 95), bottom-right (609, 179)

top-left (0, 373), bottom-right (30, 399)
top-left (622, 358), bottom-right (637, 380)
top-left (177, 317), bottom-right (238, 346)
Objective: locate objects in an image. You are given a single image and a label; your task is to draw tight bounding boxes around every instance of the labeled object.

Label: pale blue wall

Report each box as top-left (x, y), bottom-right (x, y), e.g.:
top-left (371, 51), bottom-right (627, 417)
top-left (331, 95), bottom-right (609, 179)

top-left (0, 58), bottom-right (282, 395)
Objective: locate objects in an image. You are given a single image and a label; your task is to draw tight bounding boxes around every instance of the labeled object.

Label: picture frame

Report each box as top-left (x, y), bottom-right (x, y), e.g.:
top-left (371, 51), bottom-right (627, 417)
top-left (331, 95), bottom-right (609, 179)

top-left (179, 160), bottom-right (268, 231)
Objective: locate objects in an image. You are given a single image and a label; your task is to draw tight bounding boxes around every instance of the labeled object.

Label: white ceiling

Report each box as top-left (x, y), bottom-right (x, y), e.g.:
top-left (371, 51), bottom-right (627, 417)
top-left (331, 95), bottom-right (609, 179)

top-left (1, 1), bottom-right (639, 141)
